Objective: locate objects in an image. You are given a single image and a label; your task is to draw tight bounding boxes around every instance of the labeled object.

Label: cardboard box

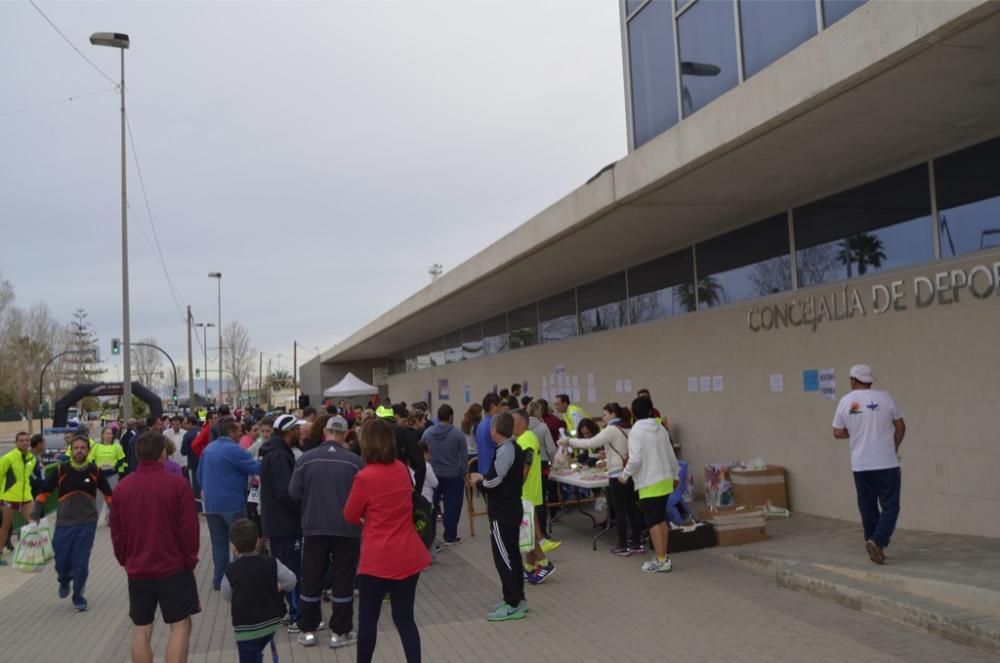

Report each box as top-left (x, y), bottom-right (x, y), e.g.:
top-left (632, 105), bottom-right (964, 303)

top-left (698, 506), bottom-right (767, 547)
top-left (730, 465), bottom-right (787, 509)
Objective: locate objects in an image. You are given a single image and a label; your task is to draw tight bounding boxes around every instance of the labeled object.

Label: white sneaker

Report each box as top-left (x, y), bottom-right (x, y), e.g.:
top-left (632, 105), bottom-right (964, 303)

top-left (641, 557), bottom-right (672, 573)
top-left (297, 632), bottom-right (318, 647)
top-left (330, 631), bottom-right (357, 649)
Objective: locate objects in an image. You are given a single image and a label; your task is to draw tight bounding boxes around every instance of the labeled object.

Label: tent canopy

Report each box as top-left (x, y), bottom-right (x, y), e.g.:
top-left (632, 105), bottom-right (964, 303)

top-left (323, 372), bottom-right (379, 398)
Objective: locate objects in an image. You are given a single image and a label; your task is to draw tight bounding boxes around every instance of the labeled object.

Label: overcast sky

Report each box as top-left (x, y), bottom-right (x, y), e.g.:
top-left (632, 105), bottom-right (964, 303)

top-left (1, 0), bottom-right (625, 385)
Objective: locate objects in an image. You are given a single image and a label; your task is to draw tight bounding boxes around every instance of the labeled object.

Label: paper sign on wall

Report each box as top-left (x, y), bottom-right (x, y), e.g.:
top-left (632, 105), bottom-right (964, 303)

top-left (712, 375), bottom-right (724, 392)
top-left (587, 387), bottom-right (596, 403)
top-left (700, 376), bottom-right (711, 392)
top-left (615, 380), bottom-right (623, 393)
top-left (688, 377), bottom-right (699, 393)
top-left (819, 368), bottom-right (837, 401)
top-left (542, 387), bottom-right (549, 401)
top-left (587, 373), bottom-right (594, 386)
top-left (572, 387), bottom-right (581, 403)
top-left (523, 381), bottom-right (528, 395)
top-left (769, 374), bottom-right (784, 392)
top-left (572, 375), bottom-right (579, 388)
top-left (802, 369), bottom-right (819, 392)
top-left (463, 384), bottom-right (472, 404)
top-left (623, 380), bottom-right (632, 394)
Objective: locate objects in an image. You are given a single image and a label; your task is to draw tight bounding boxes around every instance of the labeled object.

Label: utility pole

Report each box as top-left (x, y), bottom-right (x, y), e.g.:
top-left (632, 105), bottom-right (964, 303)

top-left (186, 306), bottom-right (194, 412)
top-left (258, 352), bottom-right (263, 406)
top-left (293, 341), bottom-right (298, 406)
top-left (267, 358), bottom-right (272, 409)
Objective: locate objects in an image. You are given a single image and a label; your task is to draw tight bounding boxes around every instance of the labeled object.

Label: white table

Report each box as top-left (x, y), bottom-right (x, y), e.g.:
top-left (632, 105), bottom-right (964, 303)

top-left (549, 470), bottom-right (613, 550)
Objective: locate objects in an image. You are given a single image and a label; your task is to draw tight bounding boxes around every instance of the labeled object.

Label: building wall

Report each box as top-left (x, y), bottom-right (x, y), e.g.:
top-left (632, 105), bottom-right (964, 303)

top-left (387, 250), bottom-right (1000, 537)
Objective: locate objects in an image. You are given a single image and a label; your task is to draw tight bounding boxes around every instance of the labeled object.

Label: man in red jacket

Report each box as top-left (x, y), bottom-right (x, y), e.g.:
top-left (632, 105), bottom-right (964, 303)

top-left (111, 431), bottom-right (201, 663)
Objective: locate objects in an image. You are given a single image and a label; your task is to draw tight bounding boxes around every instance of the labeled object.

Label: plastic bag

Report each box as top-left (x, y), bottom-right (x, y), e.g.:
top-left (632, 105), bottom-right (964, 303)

top-left (594, 496), bottom-right (608, 513)
top-left (745, 457), bottom-right (768, 471)
top-left (13, 523), bottom-right (48, 572)
top-left (518, 499), bottom-right (535, 553)
top-left (36, 517), bottom-right (54, 561)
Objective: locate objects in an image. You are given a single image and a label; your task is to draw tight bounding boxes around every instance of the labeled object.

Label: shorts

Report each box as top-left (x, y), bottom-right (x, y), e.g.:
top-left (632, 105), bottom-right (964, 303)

top-left (640, 495), bottom-right (668, 528)
top-left (128, 569), bottom-right (201, 625)
top-left (2, 501), bottom-right (32, 510)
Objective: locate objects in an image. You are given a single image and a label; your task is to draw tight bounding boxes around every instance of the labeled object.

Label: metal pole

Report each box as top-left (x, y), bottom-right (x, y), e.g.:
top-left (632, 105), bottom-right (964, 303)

top-left (217, 278), bottom-right (223, 406)
top-left (186, 306), bottom-right (195, 412)
top-left (120, 46), bottom-right (133, 419)
top-left (258, 352), bottom-right (263, 406)
top-left (267, 358), bottom-right (272, 409)
top-left (293, 341), bottom-right (298, 406)
top-left (203, 326), bottom-right (209, 401)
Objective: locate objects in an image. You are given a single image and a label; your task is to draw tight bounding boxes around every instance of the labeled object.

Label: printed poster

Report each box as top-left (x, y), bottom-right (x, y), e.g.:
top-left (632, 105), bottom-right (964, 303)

top-left (802, 370), bottom-right (819, 392)
top-left (699, 376), bottom-right (711, 392)
top-left (712, 375), bottom-right (724, 392)
top-left (688, 377), bottom-right (699, 393)
top-left (615, 380), bottom-right (623, 393)
top-left (587, 387), bottom-right (597, 403)
top-left (623, 379), bottom-right (632, 394)
top-left (463, 384), bottom-right (472, 404)
top-left (769, 374), bottom-right (784, 392)
top-left (819, 368), bottom-right (836, 401)
top-left (437, 379), bottom-right (449, 401)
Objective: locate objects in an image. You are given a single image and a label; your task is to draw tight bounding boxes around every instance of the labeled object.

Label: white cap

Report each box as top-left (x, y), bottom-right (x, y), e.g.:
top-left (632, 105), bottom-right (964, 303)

top-left (849, 364), bottom-right (875, 384)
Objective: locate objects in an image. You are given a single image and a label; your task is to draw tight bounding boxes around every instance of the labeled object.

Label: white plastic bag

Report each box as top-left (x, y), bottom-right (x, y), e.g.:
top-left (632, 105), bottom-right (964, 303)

top-left (14, 523), bottom-right (47, 572)
top-left (36, 516), bottom-right (54, 561)
top-left (518, 499), bottom-right (535, 553)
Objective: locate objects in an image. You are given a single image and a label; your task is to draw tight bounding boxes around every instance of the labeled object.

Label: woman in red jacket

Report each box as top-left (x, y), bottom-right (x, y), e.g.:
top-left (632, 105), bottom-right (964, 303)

top-left (344, 418), bottom-right (430, 663)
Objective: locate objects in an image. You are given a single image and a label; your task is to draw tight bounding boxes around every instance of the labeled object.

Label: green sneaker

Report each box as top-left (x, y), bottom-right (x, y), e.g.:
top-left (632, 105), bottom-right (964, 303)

top-left (493, 599), bottom-right (528, 613)
top-left (487, 602), bottom-right (526, 621)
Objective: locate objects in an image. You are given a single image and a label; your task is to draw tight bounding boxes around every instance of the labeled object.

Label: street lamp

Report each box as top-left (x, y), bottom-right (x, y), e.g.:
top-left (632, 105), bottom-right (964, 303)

top-left (90, 31), bottom-right (132, 418)
top-left (208, 272), bottom-right (222, 404)
top-left (194, 323), bottom-right (215, 402)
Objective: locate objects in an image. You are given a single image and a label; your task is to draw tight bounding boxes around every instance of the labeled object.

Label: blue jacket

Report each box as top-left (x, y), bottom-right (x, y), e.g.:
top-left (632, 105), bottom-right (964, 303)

top-left (422, 423), bottom-right (468, 479)
top-left (197, 437), bottom-right (261, 514)
top-left (475, 415), bottom-right (495, 474)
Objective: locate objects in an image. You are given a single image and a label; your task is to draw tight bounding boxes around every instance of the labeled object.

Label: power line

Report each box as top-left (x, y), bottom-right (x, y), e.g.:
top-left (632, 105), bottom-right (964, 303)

top-left (28, 0), bottom-right (118, 87)
top-left (0, 87), bottom-right (114, 117)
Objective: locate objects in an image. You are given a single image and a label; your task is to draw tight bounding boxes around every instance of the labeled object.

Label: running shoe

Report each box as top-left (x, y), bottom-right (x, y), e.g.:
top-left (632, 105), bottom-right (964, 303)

top-left (628, 543), bottom-right (648, 556)
top-left (58, 582), bottom-right (70, 599)
top-left (329, 631), bottom-right (357, 649)
top-left (610, 546), bottom-right (631, 557)
top-left (487, 603), bottom-right (526, 621)
top-left (443, 537), bottom-right (463, 546)
top-left (297, 633), bottom-right (318, 647)
top-left (73, 598), bottom-right (88, 612)
top-left (641, 557), bottom-right (672, 573)
top-left (539, 538), bottom-right (562, 554)
top-left (493, 599), bottom-right (528, 613)
top-left (527, 562), bottom-right (555, 585)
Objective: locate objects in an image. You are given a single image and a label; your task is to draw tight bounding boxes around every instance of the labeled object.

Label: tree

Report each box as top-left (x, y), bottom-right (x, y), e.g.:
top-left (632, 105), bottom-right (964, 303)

top-left (222, 321), bottom-right (254, 400)
top-left (0, 302), bottom-right (65, 431)
top-left (838, 233), bottom-right (887, 278)
top-left (63, 308), bottom-right (102, 385)
top-left (795, 244), bottom-right (841, 288)
top-left (675, 276), bottom-right (724, 311)
top-left (132, 337), bottom-right (164, 388)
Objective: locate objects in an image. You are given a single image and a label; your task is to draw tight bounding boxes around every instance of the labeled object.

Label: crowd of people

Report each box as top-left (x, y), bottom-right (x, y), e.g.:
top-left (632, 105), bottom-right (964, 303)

top-left (0, 383), bottom-right (684, 663)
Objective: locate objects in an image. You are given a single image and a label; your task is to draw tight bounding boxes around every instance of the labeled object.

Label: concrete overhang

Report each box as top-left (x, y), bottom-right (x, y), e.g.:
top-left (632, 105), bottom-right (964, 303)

top-left (323, 0), bottom-right (1000, 364)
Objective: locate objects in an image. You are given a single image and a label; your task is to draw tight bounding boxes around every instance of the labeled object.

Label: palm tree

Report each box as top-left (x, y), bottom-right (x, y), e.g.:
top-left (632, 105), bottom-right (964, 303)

top-left (675, 276), bottom-right (724, 311)
top-left (838, 233), bottom-right (886, 277)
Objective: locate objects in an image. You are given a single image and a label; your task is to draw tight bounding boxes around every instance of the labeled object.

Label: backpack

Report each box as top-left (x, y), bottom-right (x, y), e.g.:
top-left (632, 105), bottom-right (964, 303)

top-left (411, 491), bottom-right (434, 547)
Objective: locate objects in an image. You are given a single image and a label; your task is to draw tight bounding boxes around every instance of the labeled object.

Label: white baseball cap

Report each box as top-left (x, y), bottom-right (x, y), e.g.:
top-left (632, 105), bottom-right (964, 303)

top-left (849, 364), bottom-right (875, 384)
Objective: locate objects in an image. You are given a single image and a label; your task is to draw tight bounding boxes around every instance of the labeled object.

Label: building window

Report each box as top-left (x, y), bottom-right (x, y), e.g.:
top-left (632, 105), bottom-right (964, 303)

top-left (429, 337), bottom-right (445, 367)
top-left (461, 323), bottom-right (484, 360)
top-left (935, 137), bottom-right (1000, 257)
top-left (677, 0), bottom-right (739, 117)
top-left (578, 271), bottom-right (627, 334)
top-left (625, 0), bottom-right (645, 18)
top-left (539, 290), bottom-right (578, 344)
top-left (508, 304), bottom-right (539, 350)
top-left (444, 331), bottom-right (462, 364)
top-left (794, 164), bottom-right (933, 287)
top-left (696, 213), bottom-right (791, 307)
top-left (483, 314), bottom-right (508, 355)
top-left (404, 346), bottom-right (417, 373)
top-left (628, 0), bottom-right (680, 148)
top-left (739, 0), bottom-right (817, 79)
top-left (416, 343), bottom-right (431, 371)
top-left (822, 0), bottom-right (866, 27)
top-left (628, 248), bottom-right (695, 323)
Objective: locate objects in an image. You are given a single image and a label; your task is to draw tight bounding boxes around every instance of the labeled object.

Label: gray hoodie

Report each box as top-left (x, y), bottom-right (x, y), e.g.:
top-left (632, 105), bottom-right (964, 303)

top-left (529, 416), bottom-right (558, 464)
top-left (422, 423), bottom-right (469, 479)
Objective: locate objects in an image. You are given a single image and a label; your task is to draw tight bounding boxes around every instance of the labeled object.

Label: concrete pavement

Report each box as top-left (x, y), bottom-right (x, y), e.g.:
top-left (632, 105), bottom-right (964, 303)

top-left (0, 506), bottom-right (994, 662)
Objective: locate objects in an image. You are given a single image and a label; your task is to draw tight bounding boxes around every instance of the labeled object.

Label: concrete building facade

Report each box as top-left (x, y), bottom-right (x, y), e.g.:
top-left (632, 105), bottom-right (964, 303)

top-left (303, 0), bottom-right (1000, 537)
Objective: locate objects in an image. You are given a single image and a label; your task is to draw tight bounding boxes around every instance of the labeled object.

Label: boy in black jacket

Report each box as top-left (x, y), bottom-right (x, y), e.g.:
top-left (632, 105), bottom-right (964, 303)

top-left (222, 519), bottom-right (297, 663)
top-left (469, 412), bottom-right (526, 621)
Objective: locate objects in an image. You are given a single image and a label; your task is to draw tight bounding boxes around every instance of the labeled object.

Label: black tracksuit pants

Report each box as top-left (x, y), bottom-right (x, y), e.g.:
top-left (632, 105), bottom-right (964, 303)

top-left (299, 534), bottom-right (359, 635)
top-left (489, 514), bottom-right (523, 608)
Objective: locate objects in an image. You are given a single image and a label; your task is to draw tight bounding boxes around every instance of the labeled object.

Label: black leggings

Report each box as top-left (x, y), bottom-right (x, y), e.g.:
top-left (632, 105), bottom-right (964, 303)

top-left (609, 477), bottom-right (645, 547)
top-left (357, 573), bottom-right (421, 663)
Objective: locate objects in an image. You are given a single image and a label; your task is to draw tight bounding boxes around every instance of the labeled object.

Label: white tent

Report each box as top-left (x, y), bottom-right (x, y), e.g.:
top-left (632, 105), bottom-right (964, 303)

top-left (323, 372), bottom-right (379, 398)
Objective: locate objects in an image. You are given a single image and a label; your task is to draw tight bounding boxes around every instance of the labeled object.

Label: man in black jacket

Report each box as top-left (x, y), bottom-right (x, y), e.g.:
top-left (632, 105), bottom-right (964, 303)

top-left (259, 414), bottom-right (303, 631)
top-left (384, 405), bottom-right (426, 494)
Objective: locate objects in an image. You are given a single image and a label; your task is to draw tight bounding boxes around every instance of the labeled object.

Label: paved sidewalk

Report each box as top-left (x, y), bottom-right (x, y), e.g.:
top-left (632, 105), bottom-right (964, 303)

top-left (0, 508), bottom-right (994, 662)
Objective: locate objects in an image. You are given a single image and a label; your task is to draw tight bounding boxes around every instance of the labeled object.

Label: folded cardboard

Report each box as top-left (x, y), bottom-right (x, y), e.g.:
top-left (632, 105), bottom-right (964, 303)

top-left (698, 506), bottom-right (767, 547)
top-left (730, 465), bottom-right (788, 509)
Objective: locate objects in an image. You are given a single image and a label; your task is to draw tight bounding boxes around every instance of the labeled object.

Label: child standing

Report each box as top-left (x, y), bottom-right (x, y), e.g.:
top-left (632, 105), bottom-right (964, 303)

top-left (222, 519), bottom-right (298, 662)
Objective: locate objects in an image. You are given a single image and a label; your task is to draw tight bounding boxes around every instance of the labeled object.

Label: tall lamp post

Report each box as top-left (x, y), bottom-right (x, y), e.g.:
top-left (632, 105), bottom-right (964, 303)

top-left (208, 272), bottom-right (222, 404)
top-left (194, 322), bottom-right (215, 402)
top-left (90, 31), bottom-right (132, 418)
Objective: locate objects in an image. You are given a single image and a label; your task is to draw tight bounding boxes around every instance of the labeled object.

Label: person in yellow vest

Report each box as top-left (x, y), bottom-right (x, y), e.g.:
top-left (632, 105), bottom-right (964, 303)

top-left (88, 426), bottom-right (127, 523)
top-left (511, 409), bottom-right (556, 585)
top-left (553, 394), bottom-right (589, 436)
top-left (0, 431), bottom-right (37, 565)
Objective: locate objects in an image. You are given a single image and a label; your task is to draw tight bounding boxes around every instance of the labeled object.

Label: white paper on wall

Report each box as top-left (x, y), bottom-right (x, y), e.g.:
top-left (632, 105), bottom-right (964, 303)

top-left (587, 387), bottom-right (596, 403)
top-left (688, 377), bottom-right (699, 393)
top-left (700, 376), bottom-right (711, 392)
top-left (572, 375), bottom-right (579, 388)
top-left (572, 387), bottom-right (581, 403)
top-left (615, 380), bottom-right (623, 393)
top-left (769, 374), bottom-right (784, 392)
top-left (712, 375), bottom-right (724, 392)
top-left (623, 380), bottom-right (632, 393)
top-left (587, 373), bottom-right (594, 386)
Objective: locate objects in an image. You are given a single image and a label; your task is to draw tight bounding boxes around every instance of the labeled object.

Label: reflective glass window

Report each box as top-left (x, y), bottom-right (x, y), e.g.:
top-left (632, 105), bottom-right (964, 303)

top-left (483, 314), bottom-right (508, 355)
top-left (696, 214), bottom-right (791, 307)
top-left (444, 331), bottom-right (462, 364)
top-left (629, 0), bottom-right (680, 147)
top-left (794, 164), bottom-right (933, 287)
top-left (578, 272), bottom-right (627, 334)
top-left (508, 304), bottom-right (539, 350)
top-left (539, 290), bottom-right (578, 344)
top-left (429, 337), bottom-right (445, 367)
top-left (740, 0), bottom-right (817, 79)
top-left (625, 0), bottom-right (645, 18)
top-left (461, 323), bottom-right (484, 360)
top-left (823, 0), bottom-right (866, 27)
top-left (416, 342), bottom-right (431, 371)
top-left (934, 136), bottom-right (1000, 257)
top-left (405, 346), bottom-right (417, 373)
top-left (628, 248), bottom-right (695, 322)
top-left (678, 0), bottom-right (739, 117)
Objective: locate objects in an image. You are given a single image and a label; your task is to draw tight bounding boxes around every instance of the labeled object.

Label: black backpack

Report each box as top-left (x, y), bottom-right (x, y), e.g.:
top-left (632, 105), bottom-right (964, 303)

top-left (411, 491), bottom-right (434, 547)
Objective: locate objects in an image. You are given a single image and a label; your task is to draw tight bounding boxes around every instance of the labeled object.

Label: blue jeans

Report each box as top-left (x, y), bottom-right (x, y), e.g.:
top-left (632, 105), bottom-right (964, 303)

top-left (53, 522), bottom-right (97, 602)
top-left (206, 510), bottom-right (244, 589)
top-left (853, 468), bottom-right (901, 548)
top-left (235, 633), bottom-right (274, 663)
top-left (437, 476), bottom-right (466, 542)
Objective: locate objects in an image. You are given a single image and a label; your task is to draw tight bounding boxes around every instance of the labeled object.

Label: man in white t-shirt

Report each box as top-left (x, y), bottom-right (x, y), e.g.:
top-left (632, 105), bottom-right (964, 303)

top-left (832, 364), bottom-right (906, 565)
top-left (164, 415), bottom-right (187, 466)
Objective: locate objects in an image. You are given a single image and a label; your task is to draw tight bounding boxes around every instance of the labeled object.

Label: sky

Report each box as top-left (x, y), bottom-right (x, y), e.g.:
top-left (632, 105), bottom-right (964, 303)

top-left (1, 0), bottom-right (626, 387)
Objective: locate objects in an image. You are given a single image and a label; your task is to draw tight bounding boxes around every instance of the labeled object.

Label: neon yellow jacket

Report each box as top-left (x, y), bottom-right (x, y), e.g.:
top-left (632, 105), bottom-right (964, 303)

top-left (562, 404), bottom-right (590, 434)
top-left (88, 442), bottom-right (127, 473)
top-left (0, 448), bottom-right (38, 504)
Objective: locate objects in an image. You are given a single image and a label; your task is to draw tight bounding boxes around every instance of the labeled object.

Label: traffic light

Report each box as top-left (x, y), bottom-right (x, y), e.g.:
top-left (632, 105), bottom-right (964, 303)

top-left (195, 368), bottom-right (201, 378)
top-left (172, 389), bottom-right (178, 405)
top-left (111, 338), bottom-right (121, 355)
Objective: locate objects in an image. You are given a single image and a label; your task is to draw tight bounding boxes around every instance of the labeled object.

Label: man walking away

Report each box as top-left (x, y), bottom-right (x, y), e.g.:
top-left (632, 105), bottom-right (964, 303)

top-left (468, 412), bottom-right (526, 621)
top-left (111, 431), bottom-right (200, 663)
top-left (33, 432), bottom-right (114, 610)
top-left (422, 405), bottom-right (468, 546)
top-left (833, 364), bottom-right (906, 565)
top-left (288, 422), bottom-right (364, 649)
top-left (198, 416), bottom-right (261, 590)
top-left (259, 414), bottom-right (303, 630)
